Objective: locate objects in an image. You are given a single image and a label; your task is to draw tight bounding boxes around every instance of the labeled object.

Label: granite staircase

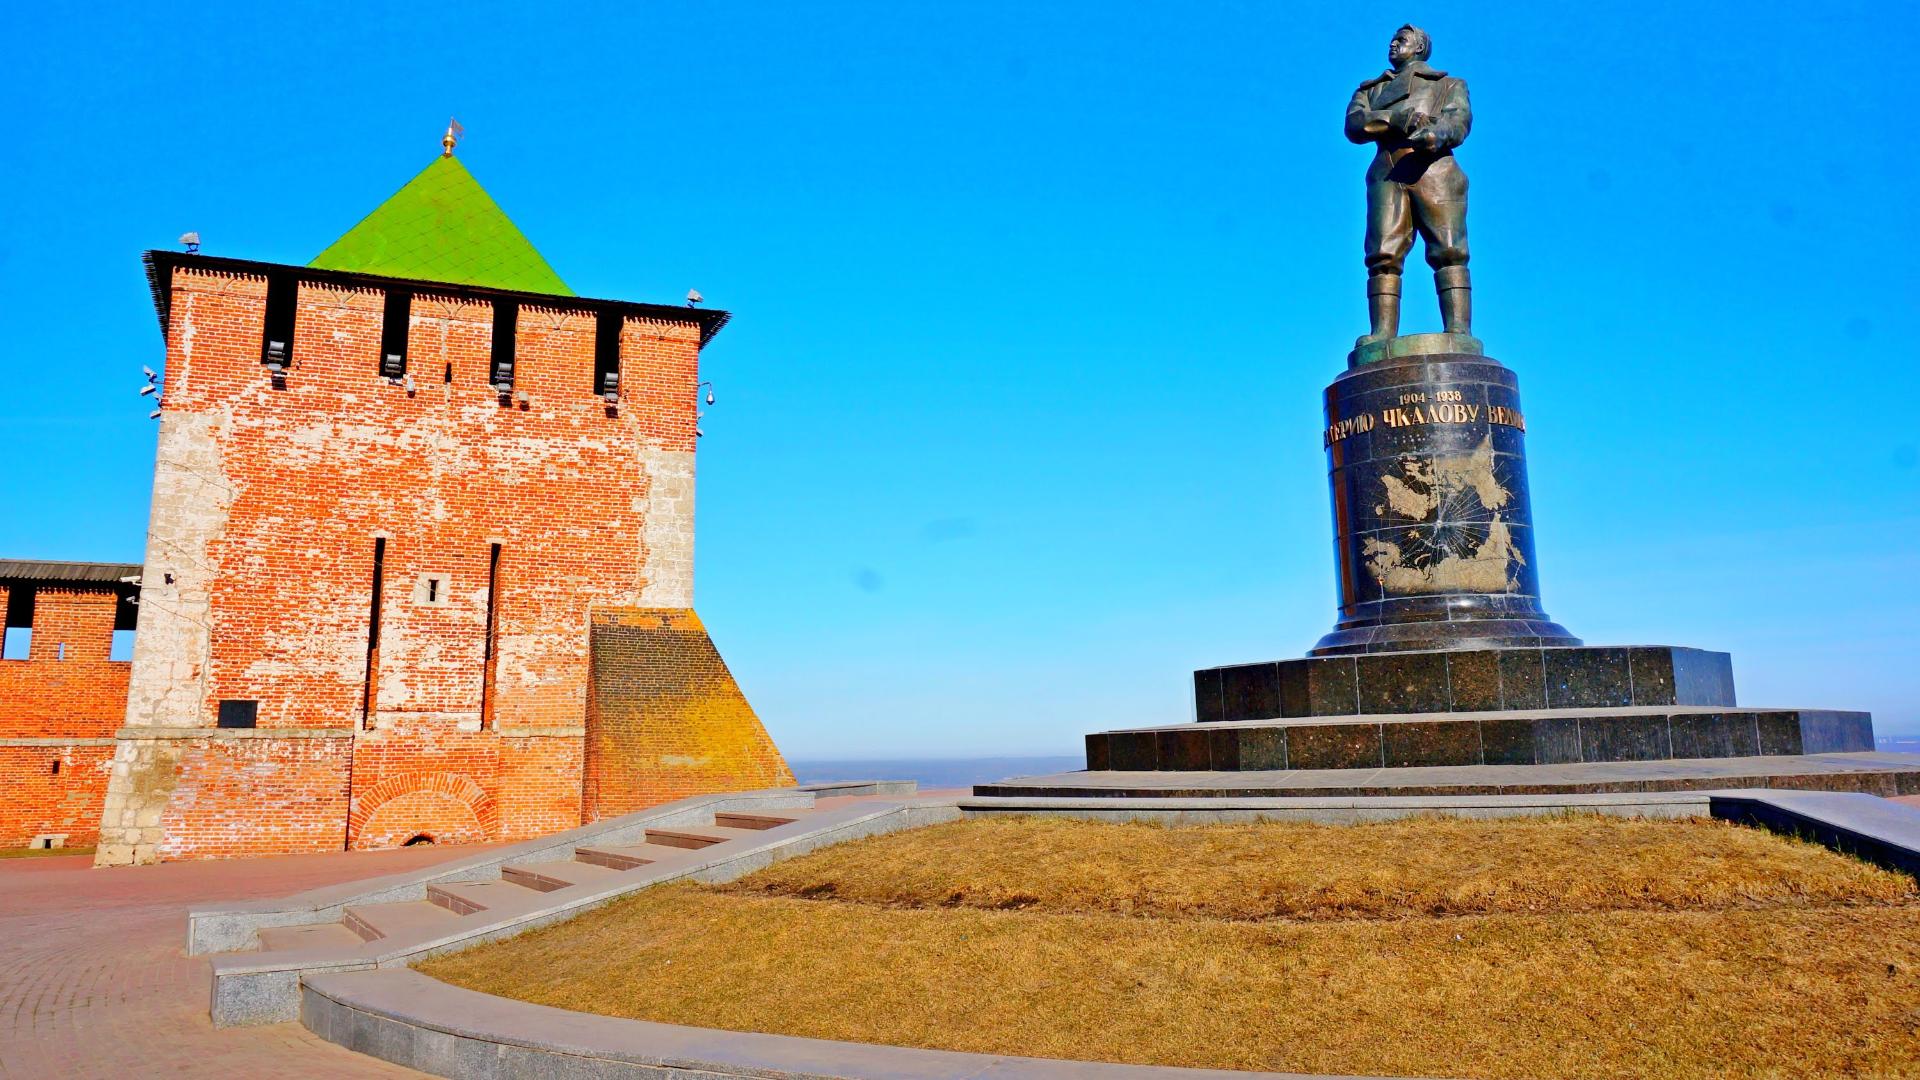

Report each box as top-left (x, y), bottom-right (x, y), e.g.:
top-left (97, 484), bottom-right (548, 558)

top-left (195, 783), bottom-right (953, 1026)
top-left (260, 811), bottom-right (805, 956)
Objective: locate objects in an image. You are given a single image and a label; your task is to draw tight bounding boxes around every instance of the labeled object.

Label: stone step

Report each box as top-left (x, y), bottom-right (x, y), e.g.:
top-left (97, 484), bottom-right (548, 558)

top-left (500, 858), bottom-right (627, 893)
top-left (341, 900), bottom-right (460, 943)
top-left (698, 824), bottom-right (780, 842)
top-left (643, 826), bottom-right (759, 849)
top-left (573, 842), bottom-right (698, 871)
top-left (426, 881), bottom-right (543, 916)
top-left (713, 810), bottom-right (801, 830)
top-left (1089, 706), bottom-right (1874, 772)
top-left (258, 921), bottom-right (364, 953)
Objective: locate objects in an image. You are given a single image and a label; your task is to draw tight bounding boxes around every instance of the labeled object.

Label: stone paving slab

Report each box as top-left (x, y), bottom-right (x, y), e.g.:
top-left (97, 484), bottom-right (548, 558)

top-left (1711, 789), bottom-right (1920, 875)
top-left (960, 790), bottom-right (1715, 824)
top-left (305, 968), bottom-right (1401, 1080)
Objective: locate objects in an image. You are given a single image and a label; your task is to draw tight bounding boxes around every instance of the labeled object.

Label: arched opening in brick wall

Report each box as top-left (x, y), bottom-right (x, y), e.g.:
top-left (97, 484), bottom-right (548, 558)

top-left (350, 771), bottom-right (494, 851)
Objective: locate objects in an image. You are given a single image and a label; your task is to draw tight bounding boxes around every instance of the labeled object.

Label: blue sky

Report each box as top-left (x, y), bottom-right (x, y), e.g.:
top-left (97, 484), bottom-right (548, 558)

top-left (3, 2), bottom-right (1912, 755)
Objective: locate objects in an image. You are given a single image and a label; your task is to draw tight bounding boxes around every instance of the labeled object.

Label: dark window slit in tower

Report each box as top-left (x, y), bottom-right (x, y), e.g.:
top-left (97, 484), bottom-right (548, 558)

top-left (50, 760), bottom-right (60, 776)
top-left (363, 537), bottom-right (386, 728)
top-left (261, 270), bottom-right (298, 369)
top-left (380, 290), bottom-right (411, 379)
top-left (490, 301), bottom-right (518, 392)
top-left (593, 311), bottom-right (621, 401)
top-left (480, 542), bottom-right (502, 727)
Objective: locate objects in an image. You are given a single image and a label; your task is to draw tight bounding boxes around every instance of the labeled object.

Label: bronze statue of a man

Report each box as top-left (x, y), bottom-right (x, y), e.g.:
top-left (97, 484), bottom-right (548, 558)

top-left (1346, 24), bottom-right (1472, 345)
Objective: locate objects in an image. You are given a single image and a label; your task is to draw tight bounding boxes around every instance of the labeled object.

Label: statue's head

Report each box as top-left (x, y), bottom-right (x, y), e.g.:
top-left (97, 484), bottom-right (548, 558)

top-left (1388, 25), bottom-right (1431, 68)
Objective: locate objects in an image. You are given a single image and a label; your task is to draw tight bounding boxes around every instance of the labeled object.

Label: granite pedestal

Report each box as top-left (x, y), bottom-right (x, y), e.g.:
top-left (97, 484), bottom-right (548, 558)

top-left (1316, 336), bottom-right (1575, 654)
top-left (996, 336), bottom-right (1894, 800)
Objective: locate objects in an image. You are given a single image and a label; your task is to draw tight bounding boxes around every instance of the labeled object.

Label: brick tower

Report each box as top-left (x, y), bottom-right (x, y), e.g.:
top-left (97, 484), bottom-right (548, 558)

top-left (94, 142), bottom-right (791, 865)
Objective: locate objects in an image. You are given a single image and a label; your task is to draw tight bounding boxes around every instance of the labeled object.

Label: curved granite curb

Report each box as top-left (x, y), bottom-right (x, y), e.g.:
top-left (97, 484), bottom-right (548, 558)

top-left (304, 969), bottom-right (1395, 1080)
top-left (295, 788), bottom-right (1920, 1076)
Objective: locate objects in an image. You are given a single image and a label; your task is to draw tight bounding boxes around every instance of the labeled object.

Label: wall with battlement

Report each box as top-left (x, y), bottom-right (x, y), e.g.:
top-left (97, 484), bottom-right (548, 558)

top-left (0, 584), bottom-right (128, 848)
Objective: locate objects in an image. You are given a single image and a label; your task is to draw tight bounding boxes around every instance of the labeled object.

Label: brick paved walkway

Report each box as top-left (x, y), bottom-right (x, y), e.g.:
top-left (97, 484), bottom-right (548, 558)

top-left (0, 844), bottom-right (483, 1079)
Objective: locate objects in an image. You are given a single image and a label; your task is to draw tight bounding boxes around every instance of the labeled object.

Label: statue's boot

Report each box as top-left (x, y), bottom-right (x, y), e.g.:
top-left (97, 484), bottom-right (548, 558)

top-left (1436, 266), bottom-right (1471, 335)
top-left (1356, 273), bottom-right (1401, 346)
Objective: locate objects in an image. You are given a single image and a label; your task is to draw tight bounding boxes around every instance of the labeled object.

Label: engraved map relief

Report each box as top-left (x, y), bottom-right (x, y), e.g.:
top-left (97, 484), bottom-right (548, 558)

top-left (1362, 436), bottom-right (1523, 594)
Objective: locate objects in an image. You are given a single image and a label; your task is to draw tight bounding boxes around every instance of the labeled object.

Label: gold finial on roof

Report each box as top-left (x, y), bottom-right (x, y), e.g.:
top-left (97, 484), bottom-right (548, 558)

top-left (442, 117), bottom-right (465, 157)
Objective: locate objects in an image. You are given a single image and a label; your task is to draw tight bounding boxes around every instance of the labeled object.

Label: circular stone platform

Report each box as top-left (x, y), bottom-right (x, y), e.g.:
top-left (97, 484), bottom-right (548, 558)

top-left (974, 752), bottom-right (1920, 799)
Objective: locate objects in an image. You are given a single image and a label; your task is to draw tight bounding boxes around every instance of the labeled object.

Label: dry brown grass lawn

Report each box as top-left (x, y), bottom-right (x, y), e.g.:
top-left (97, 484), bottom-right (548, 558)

top-left (420, 816), bottom-right (1920, 1079)
top-left (721, 814), bottom-right (1914, 919)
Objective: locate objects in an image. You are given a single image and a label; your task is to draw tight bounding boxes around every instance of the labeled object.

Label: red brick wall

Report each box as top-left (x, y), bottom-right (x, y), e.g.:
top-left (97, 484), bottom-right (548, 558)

top-left (0, 584), bottom-right (128, 848)
top-left (103, 264), bottom-right (716, 861)
top-left (495, 733), bottom-right (585, 841)
top-left (345, 727), bottom-right (500, 848)
top-left (0, 745), bottom-right (113, 848)
top-left (153, 735), bottom-right (353, 860)
top-left (584, 609), bottom-right (793, 820)
top-left (0, 659), bottom-right (129, 740)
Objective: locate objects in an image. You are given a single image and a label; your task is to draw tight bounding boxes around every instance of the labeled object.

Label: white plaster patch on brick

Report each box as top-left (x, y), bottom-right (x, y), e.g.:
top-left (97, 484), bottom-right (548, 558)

top-left (638, 447), bottom-right (695, 607)
top-left (121, 408), bottom-right (231, 731)
top-left (239, 649), bottom-right (366, 692)
top-left (496, 624), bottom-right (583, 693)
top-left (377, 654), bottom-right (416, 710)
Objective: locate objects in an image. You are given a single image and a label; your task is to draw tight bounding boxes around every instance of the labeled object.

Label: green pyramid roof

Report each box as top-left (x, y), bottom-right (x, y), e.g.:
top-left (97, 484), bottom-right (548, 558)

top-left (309, 155), bottom-right (572, 296)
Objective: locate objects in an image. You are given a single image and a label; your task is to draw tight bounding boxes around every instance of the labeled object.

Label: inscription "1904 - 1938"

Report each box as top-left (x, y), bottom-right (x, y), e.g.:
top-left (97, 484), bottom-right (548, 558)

top-left (1323, 389), bottom-right (1527, 449)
